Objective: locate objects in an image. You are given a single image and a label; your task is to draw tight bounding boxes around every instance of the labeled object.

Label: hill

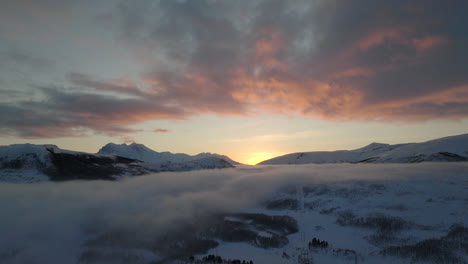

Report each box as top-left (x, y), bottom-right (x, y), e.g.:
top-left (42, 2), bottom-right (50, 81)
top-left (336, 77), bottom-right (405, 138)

top-left (259, 134), bottom-right (468, 165)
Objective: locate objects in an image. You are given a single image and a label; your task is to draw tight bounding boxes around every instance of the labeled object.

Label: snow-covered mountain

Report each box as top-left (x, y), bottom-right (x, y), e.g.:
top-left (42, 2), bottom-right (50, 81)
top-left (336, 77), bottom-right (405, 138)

top-left (259, 133), bottom-right (468, 165)
top-left (98, 142), bottom-right (240, 165)
top-left (142, 156), bottom-right (234, 173)
top-left (0, 144), bottom-right (147, 182)
top-left (0, 144), bottom-right (234, 183)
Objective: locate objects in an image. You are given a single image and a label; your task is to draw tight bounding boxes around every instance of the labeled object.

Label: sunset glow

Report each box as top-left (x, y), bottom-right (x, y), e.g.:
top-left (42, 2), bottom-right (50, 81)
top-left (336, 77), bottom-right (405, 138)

top-left (0, 0), bottom-right (467, 162)
top-left (244, 152), bottom-right (282, 166)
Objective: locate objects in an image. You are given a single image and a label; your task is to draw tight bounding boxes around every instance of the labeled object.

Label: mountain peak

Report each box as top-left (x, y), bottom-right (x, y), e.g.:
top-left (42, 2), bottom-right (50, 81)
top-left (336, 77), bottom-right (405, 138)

top-left (128, 142), bottom-right (151, 151)
top-left (358, 142), bottom-right (389, 151)
top-left (97, 143), bottom-right (239, 165)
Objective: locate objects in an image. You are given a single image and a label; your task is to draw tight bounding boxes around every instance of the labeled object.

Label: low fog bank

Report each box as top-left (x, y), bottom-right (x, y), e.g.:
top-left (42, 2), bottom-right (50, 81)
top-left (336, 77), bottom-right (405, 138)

top-left (0, 163), bottom-right (467, 263)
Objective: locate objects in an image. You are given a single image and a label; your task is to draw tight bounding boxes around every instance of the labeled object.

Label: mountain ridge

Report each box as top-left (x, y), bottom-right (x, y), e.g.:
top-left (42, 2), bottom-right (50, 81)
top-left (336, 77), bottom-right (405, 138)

top-left (258, 133), bottom-right (468, 165)
top-left (0, 143), bottom-right (235, 183)
top-left (98, 142), bottom-right (241, 165)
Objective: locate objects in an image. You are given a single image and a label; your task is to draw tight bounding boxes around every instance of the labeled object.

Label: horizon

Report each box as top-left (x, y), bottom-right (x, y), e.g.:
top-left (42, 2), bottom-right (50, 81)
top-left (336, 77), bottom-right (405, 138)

top-left (1, 1), bottom-right (467, 165)
top-left (3, 132), bottom-right (466, 165)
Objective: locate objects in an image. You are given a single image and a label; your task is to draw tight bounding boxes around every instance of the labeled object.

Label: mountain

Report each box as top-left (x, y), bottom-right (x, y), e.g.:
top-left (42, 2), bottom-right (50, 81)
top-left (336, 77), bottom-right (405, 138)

top-left (258, 133), bottom-right (468, 165)
top-left (142, 156), bottom-right (235, 173)
top-left (0, 144), bottom-right (234, 183)
top-left (98, 142), bottom-right (241, 165)
top-left (0, 144), bottom-right (147, 182)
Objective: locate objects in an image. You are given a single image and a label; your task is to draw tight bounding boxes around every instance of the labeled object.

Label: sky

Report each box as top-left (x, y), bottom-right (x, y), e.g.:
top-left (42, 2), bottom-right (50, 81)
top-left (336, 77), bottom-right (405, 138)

top-left (0, 0), bottom-right (467, 164)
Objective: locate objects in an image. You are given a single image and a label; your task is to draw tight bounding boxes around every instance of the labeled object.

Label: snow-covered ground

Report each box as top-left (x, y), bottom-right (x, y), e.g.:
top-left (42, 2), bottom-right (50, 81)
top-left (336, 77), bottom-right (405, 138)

top-left (0, 163), bottom-right (466, 264)
top-left (205, 164), bottom-right (467, 264)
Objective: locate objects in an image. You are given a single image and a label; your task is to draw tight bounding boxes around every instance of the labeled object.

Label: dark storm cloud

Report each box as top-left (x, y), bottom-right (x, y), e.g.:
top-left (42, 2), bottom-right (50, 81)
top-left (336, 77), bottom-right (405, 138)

top-left (1, 0), bottom-right (467, 137)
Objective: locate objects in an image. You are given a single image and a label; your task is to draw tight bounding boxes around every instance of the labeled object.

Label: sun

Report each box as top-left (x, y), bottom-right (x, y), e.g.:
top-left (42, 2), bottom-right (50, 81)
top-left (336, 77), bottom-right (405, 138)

top-left (243, 152), bottom-right (280, 165)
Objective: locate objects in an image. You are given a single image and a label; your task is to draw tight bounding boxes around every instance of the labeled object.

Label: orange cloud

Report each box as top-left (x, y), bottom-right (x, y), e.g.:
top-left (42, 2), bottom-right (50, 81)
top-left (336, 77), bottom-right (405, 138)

top-left (330, 67), bottom-right (375, 78)
top-left (154, 128), bottom-right (170, 133)
top-left (412, 36), bottom-right (447, 53)
top-left (254, 29), bottom-right (287, 71)
top-left (357, 28), bottom-right (407, 51)
top-left (2, 1), bottom-right (467, 140)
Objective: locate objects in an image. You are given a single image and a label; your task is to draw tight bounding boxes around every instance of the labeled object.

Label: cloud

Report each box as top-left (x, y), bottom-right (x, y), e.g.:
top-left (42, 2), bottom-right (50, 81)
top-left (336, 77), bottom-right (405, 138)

top-left (0, 86), bottom-right (186, 138)
top-left (1, 0), bottom-right (467, 137)
top-left (154, 128), bottom-right (170, 133)
top-left (0, 0), bottom-right (78, 43)
top-left (0, 163), bottom-right (466, 263)
top-left (67, 73), bottom-right (147, 98)
top-left (120, 136), bottom-right (135, 144)
top-left (4, 50), bottom-right (54, 71)
top-left (116, 0), bottom-right (468, 121)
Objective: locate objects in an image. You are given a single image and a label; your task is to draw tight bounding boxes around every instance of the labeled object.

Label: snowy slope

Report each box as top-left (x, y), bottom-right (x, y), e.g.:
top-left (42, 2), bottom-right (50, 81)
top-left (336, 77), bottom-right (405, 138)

top-left (259, 143), bottom-right (400, 165)
top-left (375, 133), bottom-right (468, 163)
top-left (198, 164), bottom-right (468, 264)
top-left (259, 133), bottom-right (468, 165)
top-left (98, 142), bottom-right (240, 165)
top-left (0, 143), bottom-right (55, 165)
top-left (141, 156), bottom-right (234, 172)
